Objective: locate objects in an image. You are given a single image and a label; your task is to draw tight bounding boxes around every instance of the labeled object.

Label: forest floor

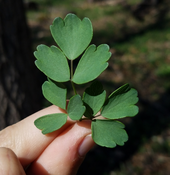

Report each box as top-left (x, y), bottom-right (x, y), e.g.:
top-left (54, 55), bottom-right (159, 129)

top-left (26, 0), bottom-right (170, 174)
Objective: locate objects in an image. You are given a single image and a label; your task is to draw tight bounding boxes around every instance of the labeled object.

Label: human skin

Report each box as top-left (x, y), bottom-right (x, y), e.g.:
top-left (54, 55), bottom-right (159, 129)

top-left (0, 105), bottom-right (95, 175)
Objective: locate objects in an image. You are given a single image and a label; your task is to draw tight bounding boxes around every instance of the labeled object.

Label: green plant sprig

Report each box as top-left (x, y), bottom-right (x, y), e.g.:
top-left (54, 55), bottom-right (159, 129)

top-left (34, 13), bottom-right (139, 148)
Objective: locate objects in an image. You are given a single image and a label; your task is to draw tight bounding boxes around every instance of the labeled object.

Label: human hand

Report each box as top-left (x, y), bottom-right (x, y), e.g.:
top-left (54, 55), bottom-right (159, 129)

top-left (0, 105), bottom-right (95, 175)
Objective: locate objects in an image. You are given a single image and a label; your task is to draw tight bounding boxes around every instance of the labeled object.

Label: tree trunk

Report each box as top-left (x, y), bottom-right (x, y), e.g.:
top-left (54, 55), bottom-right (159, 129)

top-left (0, 0), bottom-right (42, 130)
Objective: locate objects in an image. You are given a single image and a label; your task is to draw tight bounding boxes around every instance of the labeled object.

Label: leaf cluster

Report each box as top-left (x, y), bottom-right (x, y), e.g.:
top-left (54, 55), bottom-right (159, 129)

top-left (34, 14), bottom-right (139, 148)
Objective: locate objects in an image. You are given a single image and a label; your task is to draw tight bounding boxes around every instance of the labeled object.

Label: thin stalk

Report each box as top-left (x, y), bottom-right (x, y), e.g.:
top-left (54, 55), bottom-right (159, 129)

top-left (71, 81), bottom-right (77, 95)
top-left (71, 60), bottom-right (73, 79)
top-left (71, 60), bottom-right (77, 95)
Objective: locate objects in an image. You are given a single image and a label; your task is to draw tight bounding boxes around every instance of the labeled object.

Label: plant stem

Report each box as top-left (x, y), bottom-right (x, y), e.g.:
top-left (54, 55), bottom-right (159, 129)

top-left (71, 81), bottom-right (77, 95)
top-left (79, 118), bottom-right (91, 121)
top-left (71, 60), bottom-right (77, 95)
top-left (71, 60), bottom-right (73, 79)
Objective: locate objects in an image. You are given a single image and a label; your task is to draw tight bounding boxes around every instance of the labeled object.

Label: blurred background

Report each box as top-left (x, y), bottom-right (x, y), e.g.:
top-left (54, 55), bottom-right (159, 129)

top-left (1, 0), bottom-right (170, 174)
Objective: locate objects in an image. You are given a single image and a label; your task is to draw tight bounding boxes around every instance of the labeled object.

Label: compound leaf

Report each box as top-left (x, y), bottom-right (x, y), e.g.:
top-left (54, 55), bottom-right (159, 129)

top-left (83, 81), bottom-right (106, 118)
top-left (67, 94), bottom-right (86, 120)
top-left (101, 84), bottom-right (139, 119)
top-left (72, 44), bottom-right (111, 84)
top-left (34, 44), bottom-right (70, 82)
top-left (92, 119), bottom-right (128, 148)
top-left (42, 79), bottom-right (67, 110)
top-left (34, 113), bottom-right (68, 134)
top-left (50, 13), bottom-right (93, 60)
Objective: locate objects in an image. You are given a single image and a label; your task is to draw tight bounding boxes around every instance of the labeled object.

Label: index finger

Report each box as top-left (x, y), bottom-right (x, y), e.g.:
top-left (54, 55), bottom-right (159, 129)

top-left (0, 105), bottom-right (75, 168)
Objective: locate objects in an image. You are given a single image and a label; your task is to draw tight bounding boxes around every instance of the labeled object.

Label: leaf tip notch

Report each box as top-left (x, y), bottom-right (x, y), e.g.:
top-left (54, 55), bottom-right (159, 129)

top-left (50, 13), bottom-right (93, 60)
top-left (72, 44), bottom-right (111, 84)
top-left (101, 84), bottom-right (139, 120)
top-left (34, 44), bottom-right (70, 82)
top-left (91, 119), bottom-right (128, 148)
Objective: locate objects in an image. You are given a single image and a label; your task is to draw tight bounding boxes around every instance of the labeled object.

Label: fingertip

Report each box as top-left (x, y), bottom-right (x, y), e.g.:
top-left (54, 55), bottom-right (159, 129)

top-left (27, 120), bottom-right (95, 175)
top-left (78, 134), bottom-right (95, 157)
top-left (0, 147), bottom-right (25, 175)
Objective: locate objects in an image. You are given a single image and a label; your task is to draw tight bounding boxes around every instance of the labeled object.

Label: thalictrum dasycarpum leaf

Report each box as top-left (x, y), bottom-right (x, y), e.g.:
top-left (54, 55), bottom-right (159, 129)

top-left (67, 94), bottom-right (86, 120)
top-left (101, 84), bottom-right (139, 119)
top-left (50, 13), bottom-right (93, 60)
top-left (92, 119), bottom-right (128, 148)
top-left (34, 113), bottom-right (68, 134)
top-left (83, 81), bottom-right (106, 117)
top-left (34, 44), bottom-right (70, 82)
top-left (72, 44), bottom-right (111, 84)
top-left (42, 79), bottom-right (67, 110)
top-left (33, 13), bottom-right (139, 149)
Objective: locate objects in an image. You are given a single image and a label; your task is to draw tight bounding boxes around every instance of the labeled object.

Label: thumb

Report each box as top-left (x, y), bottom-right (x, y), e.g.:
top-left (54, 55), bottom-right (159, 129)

top-left (26, 120), bottom-right (95, 175)
top-left (0, 147), bottom-right (26, 175)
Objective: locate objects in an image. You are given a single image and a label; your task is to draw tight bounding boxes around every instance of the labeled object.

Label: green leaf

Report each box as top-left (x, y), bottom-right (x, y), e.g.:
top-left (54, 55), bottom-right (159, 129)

top-left (92, 119), bottom-right (128, 148)
top-left (34, 113), bottom-right (67, 134)
top-left (50, 13), bottom-right (93, 60)
top-left (42, 79), bottom-right (67, 110)
top-left (34, 44), bottom-right (70, 82)
top-left (83, 81), bottom-right (106, 118)
top-left (67, 94), bottom-right (86, 120)
top-left (72, 44), bottom-right (111, 84)
top-left (101, 84), bottom-right (139, 119)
